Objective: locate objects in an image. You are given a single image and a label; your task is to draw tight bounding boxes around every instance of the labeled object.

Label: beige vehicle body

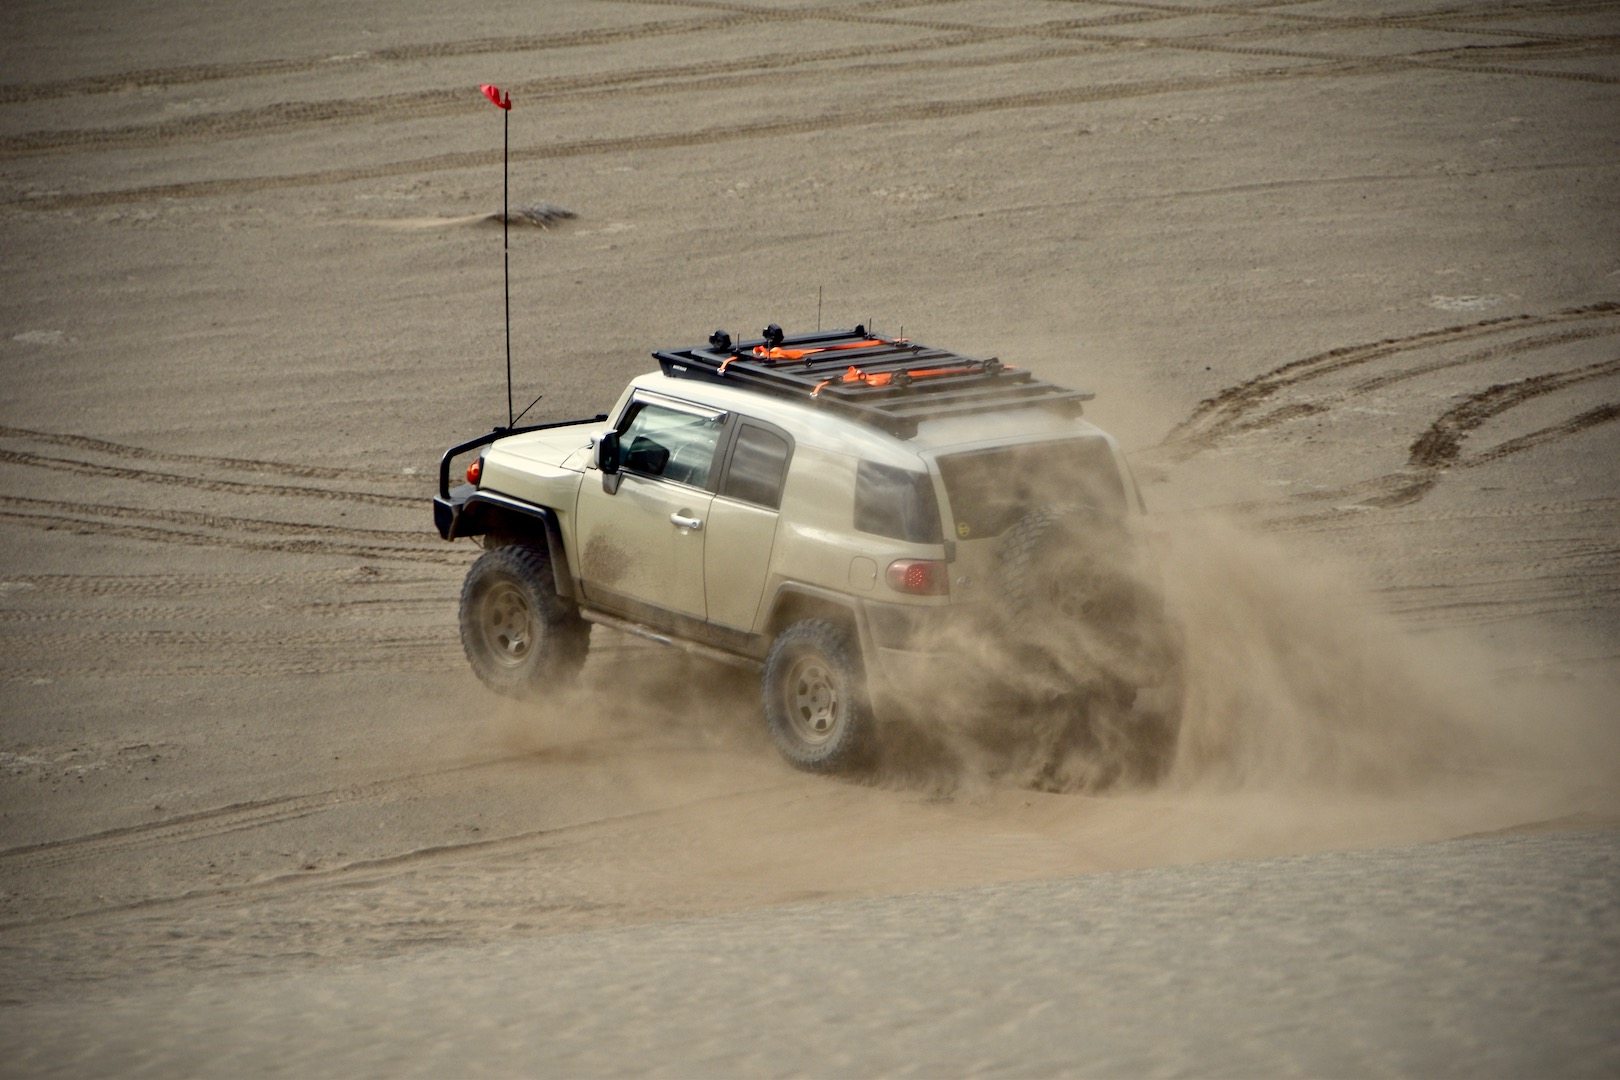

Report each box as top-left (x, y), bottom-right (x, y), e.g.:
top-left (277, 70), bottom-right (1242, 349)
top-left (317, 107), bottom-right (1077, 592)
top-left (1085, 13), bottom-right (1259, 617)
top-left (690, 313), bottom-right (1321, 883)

top-left (434, 326), bottom-right (1156, 770)
top-left (454, 374), bottom-right (1136, 679)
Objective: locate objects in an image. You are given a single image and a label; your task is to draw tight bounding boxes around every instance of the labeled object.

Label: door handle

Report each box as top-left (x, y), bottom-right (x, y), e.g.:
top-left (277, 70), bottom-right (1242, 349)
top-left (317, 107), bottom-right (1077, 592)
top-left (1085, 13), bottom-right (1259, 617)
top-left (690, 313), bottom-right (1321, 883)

top-left (670, 512), bottom-right (703, 531)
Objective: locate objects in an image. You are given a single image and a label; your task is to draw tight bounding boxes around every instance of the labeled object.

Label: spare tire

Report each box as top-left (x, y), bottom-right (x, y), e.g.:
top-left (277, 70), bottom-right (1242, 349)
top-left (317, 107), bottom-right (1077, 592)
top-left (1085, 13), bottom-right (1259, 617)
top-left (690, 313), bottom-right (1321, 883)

top-left (996, 506), bottom-right (1184, 785)
top-left (995, 506), bottom-right (1178, 694)
top-left (997, 506), bottom-right (1128, 620)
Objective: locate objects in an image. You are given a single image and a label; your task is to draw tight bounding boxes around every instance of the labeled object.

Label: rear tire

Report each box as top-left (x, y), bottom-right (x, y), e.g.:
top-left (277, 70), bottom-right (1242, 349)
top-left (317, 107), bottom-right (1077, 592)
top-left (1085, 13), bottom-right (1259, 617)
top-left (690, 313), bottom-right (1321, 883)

top-left (459, 544), bottom-right (589, 698)
top-left (762, 620), bottom-right (871, 772)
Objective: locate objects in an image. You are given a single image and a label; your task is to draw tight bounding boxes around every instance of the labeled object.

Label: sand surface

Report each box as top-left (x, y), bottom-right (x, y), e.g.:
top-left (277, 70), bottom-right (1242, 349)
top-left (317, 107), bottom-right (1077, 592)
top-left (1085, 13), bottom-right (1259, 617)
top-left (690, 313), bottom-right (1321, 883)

top-left (2, 0), bottom-right (1619, 1072)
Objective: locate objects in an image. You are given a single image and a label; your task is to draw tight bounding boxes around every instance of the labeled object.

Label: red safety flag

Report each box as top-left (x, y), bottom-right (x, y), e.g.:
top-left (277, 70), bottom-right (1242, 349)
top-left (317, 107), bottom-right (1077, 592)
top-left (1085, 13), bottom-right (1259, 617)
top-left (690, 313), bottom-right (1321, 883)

top-left (480, 84), bottom-right (511, 110)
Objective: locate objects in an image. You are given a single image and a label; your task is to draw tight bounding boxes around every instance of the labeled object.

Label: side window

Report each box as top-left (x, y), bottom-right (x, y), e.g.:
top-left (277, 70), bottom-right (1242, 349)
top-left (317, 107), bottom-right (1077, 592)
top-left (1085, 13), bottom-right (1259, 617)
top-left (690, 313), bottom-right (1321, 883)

top-left (854, 461), bottom-right (943, 543)
top-left (617, 401), bottom-right (724, 488)
top-left (721, 423), bottom-right (792, 510)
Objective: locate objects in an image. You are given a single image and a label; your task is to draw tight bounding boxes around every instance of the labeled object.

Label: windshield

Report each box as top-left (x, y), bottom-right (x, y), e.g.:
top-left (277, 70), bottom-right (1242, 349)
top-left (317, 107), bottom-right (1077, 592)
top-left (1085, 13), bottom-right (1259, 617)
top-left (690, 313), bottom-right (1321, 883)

top-left (936, 437), bottom-right (1126, 541)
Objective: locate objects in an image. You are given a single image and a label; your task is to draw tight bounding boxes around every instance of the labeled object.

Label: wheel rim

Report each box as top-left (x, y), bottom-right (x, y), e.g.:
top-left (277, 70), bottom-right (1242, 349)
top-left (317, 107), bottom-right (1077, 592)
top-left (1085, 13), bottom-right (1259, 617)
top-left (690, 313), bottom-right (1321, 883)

top-left (479, 581), bottom-right (534, 666)
top-left (785, 654), bottom-right (842, 746)
top-left (1052, 574), bottom-right (1103, 620)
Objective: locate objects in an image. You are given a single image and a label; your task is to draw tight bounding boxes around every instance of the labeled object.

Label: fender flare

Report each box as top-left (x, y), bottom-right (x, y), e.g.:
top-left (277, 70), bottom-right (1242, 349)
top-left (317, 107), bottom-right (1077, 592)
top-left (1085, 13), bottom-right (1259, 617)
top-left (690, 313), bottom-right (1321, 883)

top-left (445, 491), bottom-right (577, 602)
top-left (764, 583), bottom-right (872, 663)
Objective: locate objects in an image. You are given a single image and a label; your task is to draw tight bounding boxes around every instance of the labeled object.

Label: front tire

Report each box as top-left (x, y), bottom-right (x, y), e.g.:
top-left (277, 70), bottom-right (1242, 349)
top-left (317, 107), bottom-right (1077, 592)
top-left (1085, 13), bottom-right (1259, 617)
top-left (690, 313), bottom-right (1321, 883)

top-left (459, 544), bottom-right (589, 698)
top-left (762, 620), bottom-right (871, 772)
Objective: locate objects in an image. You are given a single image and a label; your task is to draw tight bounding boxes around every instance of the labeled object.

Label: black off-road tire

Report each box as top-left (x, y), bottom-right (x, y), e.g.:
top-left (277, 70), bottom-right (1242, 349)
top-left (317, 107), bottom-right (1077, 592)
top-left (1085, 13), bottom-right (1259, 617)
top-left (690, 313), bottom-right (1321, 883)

top-left (997, 506), bottom-right (1184, 781)
top-left (459, 544), bottom-right (589, 698)
top-left (996, 505), bottom-right (1126, 623)
top-left (762, 620), bottom-right (872, 773)
top-left (997, 505), bottom-right (1180, 676)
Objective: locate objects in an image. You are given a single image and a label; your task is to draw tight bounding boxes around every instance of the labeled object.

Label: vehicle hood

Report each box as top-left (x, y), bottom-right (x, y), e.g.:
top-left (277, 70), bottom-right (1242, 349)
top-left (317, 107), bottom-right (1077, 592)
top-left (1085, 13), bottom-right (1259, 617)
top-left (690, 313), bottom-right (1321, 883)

top-left (484, 423), bottom-right (599, 472)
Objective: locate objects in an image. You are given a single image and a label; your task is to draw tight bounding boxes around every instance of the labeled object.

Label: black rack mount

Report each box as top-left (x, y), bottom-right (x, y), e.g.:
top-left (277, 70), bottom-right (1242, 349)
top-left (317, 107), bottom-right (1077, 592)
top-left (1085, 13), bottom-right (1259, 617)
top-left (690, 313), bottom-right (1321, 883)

top-left (653, 326), bottom-right (1093, 439)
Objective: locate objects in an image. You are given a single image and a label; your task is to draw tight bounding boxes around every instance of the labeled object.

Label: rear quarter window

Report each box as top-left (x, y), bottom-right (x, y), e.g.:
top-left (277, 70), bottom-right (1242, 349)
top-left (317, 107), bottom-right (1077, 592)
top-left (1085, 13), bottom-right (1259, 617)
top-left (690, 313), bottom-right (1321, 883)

top-left (854, 461), bottom-right (943, 543)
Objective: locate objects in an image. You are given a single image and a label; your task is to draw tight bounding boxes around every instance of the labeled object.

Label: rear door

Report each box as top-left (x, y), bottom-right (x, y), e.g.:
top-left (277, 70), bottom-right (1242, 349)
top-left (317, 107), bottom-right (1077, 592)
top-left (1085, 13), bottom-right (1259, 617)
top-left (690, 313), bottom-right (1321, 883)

top-left (704, 420), bottom-right (793, 633)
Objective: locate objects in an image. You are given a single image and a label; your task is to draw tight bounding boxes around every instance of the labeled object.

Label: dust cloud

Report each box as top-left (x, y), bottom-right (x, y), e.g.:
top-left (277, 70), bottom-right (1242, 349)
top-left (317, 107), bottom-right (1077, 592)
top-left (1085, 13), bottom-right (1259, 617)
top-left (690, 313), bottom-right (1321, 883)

top-left (1160, 517), bottom-right (1530, 790)
top-left (447, 430), bottom-right (1616, 900)
top-left (468, 499), bottom-right (1618, 871)
top-left (869, 508), bottom-right (1618, 838)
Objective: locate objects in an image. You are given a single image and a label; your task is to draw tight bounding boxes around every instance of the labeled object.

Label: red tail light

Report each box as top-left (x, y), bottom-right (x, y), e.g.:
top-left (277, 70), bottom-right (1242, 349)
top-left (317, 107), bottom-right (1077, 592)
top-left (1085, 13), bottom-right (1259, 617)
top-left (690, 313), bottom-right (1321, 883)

top-left (466, 458), bottom-right (483, 485)
top-left (886, 558), bottom-right (950, 596)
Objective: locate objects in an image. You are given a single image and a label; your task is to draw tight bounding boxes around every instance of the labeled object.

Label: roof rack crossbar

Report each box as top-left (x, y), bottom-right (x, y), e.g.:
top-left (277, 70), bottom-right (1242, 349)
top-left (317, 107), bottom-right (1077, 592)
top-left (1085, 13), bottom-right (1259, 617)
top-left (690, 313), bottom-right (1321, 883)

top-left (881, 385), bottom-right (1095, 418)
top-left (811, 365), bottom-right (1032, 394)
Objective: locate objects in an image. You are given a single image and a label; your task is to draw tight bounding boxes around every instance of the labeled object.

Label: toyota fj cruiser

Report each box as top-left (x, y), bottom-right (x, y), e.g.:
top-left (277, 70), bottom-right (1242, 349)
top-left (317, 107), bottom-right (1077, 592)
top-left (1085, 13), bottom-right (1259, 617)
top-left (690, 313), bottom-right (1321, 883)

top-left (434, 325), bottom-right (1179, 775)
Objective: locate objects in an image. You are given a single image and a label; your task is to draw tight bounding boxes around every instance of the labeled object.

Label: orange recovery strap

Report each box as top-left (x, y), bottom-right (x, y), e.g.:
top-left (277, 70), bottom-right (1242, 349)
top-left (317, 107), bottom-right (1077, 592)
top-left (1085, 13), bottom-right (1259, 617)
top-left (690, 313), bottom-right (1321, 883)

top-left (751, 338), bottom-right (889, 362)
top-left (840, 363), bottom-right (989, 387)
top-left (813, 360), bottom-right (1006, 397)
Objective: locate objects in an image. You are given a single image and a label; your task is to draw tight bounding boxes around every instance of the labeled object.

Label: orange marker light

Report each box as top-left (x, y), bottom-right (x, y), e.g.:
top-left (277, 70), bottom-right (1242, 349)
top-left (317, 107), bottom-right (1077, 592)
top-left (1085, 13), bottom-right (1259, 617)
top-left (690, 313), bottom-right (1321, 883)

top-left (466, 459), bottom-right (482, 485)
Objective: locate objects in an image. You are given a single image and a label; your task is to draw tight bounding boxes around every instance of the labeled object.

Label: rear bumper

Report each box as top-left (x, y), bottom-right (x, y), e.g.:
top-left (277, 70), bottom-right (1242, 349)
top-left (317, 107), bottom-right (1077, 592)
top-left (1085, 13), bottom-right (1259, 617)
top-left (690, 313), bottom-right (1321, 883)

top-left (857, 600), bottom-right (999, 704)
top-left (857, 597), bottom-right (1145, 715)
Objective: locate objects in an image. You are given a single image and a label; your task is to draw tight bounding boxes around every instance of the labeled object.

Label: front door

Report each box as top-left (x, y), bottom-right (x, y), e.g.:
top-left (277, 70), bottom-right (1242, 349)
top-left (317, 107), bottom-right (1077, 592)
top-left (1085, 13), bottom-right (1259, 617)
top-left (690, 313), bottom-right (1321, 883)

top-left (574, 396), bottom-right (724, 622)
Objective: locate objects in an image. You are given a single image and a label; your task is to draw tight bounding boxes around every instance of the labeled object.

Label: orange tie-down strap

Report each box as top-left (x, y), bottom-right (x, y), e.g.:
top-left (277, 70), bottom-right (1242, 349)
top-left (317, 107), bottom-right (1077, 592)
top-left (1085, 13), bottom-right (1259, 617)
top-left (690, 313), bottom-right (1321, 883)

top-left (812, 361), bottom-right (1011, 397)
top-left (750, 338), bottom-right (892, 363)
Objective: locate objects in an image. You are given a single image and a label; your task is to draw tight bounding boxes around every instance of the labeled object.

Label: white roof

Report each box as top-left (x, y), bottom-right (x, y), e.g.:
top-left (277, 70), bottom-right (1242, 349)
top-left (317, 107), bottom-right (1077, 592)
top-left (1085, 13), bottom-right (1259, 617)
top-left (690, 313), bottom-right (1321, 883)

top-left (624, 370), bottom-right (1115, 467)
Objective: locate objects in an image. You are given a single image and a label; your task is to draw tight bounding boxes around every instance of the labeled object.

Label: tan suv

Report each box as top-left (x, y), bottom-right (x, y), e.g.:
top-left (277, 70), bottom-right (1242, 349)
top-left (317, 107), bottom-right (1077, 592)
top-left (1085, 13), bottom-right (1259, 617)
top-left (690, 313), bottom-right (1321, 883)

top-left (434, 325), bottom-right (1178, 775)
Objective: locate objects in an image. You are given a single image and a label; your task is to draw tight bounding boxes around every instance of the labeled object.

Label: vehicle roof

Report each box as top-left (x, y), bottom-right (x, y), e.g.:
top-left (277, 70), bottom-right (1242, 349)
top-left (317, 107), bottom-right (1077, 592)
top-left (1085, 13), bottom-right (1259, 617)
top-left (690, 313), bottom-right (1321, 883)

top-left (651, 326), bottom-right (1097, 443)
top-left (626, 370), bottom-right (1117, 470)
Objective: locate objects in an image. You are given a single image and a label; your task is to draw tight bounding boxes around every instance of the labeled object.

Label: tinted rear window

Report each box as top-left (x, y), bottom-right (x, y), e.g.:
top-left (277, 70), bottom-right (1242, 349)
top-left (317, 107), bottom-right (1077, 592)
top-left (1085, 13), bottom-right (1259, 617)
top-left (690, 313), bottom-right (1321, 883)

top-left (937, 438), bottom-right (1125, 540)
top-left (854, 461), bottom-right (943, 543)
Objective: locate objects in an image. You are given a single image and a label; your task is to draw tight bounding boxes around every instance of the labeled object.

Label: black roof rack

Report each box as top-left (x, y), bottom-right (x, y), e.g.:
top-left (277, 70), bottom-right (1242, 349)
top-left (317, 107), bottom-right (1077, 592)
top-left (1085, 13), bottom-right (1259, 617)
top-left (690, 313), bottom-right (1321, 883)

top-left (653, 325), bottom-right (1094, 439)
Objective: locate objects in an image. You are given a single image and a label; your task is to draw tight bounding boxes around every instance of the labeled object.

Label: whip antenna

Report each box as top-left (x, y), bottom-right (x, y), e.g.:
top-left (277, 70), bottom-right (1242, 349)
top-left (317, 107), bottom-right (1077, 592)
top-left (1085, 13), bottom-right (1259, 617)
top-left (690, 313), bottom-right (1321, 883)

top-left (479, 83), bottom-right (514, 429)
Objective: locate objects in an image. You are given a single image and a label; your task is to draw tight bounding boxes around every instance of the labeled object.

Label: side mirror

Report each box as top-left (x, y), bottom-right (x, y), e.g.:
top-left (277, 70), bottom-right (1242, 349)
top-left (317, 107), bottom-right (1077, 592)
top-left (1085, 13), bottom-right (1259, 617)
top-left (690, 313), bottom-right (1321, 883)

top-left (595, 431), bottom-right (620, 475)
top-left (595, 431), bottom-right (623, 494)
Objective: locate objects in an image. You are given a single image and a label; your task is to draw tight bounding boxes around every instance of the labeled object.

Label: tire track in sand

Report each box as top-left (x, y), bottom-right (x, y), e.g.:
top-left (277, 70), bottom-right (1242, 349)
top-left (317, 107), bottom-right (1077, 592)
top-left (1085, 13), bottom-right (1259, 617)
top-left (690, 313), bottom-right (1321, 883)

top-left (1151, 306), bottom-right (1620, 631)
top-left (0, 13), bottom-right (762, 105)
top-left (3, 0), bottom-right (1592, 108)
top-left (0, 0), bottom-right (1112, 109)
top-left (0, 567), bottom-right (446, 598)
top-left (1160, 302), bottom-right (1620, 457)
top-left (0, 425), bottom-right (420, 485)
top-left (0, 779), bottom-right (793, 932)
top-left (0, 753), bottom-right (584, 876)
top-left (10, 0), bottom-right (1615, 205)
top-left (1407, 360), bottom-right (1620, 471)
top-left (4, 62), bottom-right (1388, 211)
top-left (0, 505), bottom-right (458, 565)
top-left (0, 0), bottom-right (1215, 107)
top-left (0, 597), bottom-right (447, 624)
top-left (1265, 355), bottom-right (1620, 509)
top-left (2, 495), bottom-right (426, 543)
top-left (0, 448), bottom-right (419, 508)
top-left (11, 18), bottom-right (1617, 161)
top-left (0, 34), bottom-right (1088, 158)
